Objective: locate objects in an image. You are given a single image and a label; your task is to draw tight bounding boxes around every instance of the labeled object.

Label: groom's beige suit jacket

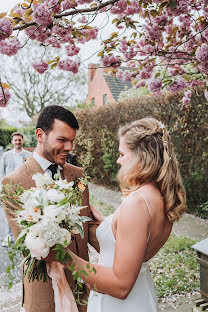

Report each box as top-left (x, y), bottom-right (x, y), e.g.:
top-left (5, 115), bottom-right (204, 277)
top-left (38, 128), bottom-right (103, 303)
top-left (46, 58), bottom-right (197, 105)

top-left (2, 156), bottom-right (99, 312)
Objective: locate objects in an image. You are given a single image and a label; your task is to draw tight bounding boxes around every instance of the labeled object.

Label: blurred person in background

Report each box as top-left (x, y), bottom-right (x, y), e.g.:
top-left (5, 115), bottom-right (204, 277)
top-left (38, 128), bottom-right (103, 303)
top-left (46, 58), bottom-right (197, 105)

top-left (0, 132), bottom-right (31, 246)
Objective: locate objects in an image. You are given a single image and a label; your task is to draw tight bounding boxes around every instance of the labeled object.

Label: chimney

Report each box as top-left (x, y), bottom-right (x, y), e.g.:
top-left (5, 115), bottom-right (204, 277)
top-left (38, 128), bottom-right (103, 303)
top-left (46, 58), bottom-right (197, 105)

top-left (88, 64), bottom-right (98, 89)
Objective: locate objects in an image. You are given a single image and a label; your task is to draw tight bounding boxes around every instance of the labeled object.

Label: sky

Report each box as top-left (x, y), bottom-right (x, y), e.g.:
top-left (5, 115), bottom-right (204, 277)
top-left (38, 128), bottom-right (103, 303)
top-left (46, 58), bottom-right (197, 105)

top-left (0, 0), bottom-right (19, 12)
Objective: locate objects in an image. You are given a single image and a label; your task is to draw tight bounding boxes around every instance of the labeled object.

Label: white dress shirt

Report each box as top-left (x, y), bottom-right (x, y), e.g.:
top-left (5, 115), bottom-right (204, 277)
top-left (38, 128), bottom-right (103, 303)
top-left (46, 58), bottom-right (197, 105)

top-left (33, 150), bottom-right (63, 179)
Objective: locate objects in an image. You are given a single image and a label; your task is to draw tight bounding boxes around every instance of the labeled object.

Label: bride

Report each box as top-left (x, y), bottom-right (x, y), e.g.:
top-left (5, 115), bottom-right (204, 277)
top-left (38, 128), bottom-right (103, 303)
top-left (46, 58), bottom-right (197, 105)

top-left (46, 117), bottom-right (186, 312)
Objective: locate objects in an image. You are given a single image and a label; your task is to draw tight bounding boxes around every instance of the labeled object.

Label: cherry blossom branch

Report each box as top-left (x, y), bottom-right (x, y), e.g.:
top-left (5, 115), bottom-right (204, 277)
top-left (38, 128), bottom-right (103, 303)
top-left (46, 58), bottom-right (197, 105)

top-left (21, 0), bottom-right (34, 10)
top-left (0, 79), bottom-right (6, 104)
top-left (13, 0), bottom-right (119, 31)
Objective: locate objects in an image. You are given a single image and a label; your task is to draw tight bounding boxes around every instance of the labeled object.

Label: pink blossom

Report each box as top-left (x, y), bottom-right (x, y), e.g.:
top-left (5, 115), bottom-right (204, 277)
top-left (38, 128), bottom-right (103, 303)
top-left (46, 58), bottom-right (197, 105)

top-left (78, 15), bottom-right (88, 23)
top-left (102, 55), bottom-right (121, 68)
top-left (32, 60), bottom-right (48, 74)
top-left (0, 18), bottom-right (13, 41)
top-left (190, 80), bottom-right (204, 88)
top-left (66, 44), bottom-right (80, 56)
top-left (25, 25), bottom-right (51, 42)
top-left (148, 78), bottom-right (162, 96)
top-left (173, 0), bottom-right (189, 15)
top-left (169, 67), bottom-right (185, 76)
top-left (168, 77), bottom-right (187, 93)
top-left (0, 88), bottom-right (11, 107)
top-left (0, 38), bottom-right (21, 56)
top-left (182, 96), bottom-right (191, 104)
top-left (123, 70), bottom-right (132, 81)
top-left (77, 0), bottom-right (93, 4)
top-left (14, 6), bottom-right (25, 16)
top-left (33, 4), bottom-right (53, 26)
top-left (195, 43), bottom-right (208, 62)
top-left (46, 37), bottom-right (61, 48)
top-left (52, 25), bottom-right (73, 43)
top-left (143, 44), bottom-right (154, 54)
top-left (62, 0), bottom-right (77, 10)
top-left (139, 70), bottom-right (152, 80)
top-left (58, 59), bottom-right (80, 73)
top-left (124, 0), bottom-right (138, 15)
top-left (145, 24), bottom-right (162, 42)
top-left (116, 70), bottom-right (123, 79)
top-left (110, 0), bottom-right (128, 14)
top-left (45, 0), bottom-right (61, 13)
top-left (184, 90), bottom-right (192, 98)
top-left (135, 80), bottom-right (146, 88)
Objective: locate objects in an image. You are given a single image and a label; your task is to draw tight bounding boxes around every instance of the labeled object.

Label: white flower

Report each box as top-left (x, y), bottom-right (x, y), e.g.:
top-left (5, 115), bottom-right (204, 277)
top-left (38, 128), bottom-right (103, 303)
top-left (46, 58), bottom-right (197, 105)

top-left (59, 228), bottom-right (71, 244)
top-left (25, 230), bottom-right (50, 260)
top-left (55, 179), bottom-right (74, 190)
top-left (46, 188), bottom-right (65, 203)
top-left (43, 204), bottom-right (67, 223)
top-left (46, 189), bottom-right (65, 203)
top-left (157, 121), bottom-right (165, 129)
top-left (71, 227), bottom-right (80, 235)
top-left (17, 206), bottom-right (42, 224)
top-left (32, 172), bottom-right (53, 187)
top-left (20, 188), bottom-right (47, 213)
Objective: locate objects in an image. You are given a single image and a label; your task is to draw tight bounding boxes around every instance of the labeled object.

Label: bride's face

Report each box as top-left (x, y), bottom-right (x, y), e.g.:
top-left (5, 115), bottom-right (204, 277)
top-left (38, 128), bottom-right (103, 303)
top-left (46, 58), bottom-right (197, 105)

top-left (117, 136), bottom-right (133, 167)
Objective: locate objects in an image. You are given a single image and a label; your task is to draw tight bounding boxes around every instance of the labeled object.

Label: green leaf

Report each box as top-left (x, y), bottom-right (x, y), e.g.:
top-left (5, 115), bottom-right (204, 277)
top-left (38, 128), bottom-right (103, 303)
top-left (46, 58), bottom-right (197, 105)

top-left (75, 223), bottom-right (84, 238)
top-left (51, 63), bottom-right (58, 70)
top-left (8, 282), bottom-right (13, 290)
top-left (159, 1), bottom-right (168, 12)
top-left (169, 0), bottom-right (177, 9)
top-left (92, 267), bottom-right (96, 274)
top-left (150, 10), bottom-right (158, 17)
top-left (112, 18), bottom-right (119, 24)
top-left (80, 270), bottom-right (88, 276)
top-left (58, 197), bottom-right (68, 206)
top-left (6, 266), bottom-right (11, 274)
top-left (0, 12), bottom-right (7, 19)
top-left (97, 51), bottom-right (104, 57)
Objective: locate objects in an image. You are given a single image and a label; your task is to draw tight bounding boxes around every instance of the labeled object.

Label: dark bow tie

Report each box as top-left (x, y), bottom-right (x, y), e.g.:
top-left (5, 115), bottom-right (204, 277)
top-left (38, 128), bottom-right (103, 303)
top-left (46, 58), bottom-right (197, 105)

top-left (48, 164), bottom-right (58, 180)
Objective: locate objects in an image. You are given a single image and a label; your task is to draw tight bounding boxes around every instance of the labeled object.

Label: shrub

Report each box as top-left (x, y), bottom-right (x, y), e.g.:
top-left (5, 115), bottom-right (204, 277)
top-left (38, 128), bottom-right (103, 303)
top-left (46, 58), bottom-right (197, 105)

top-left (74, 90), bottom-right (208, 218)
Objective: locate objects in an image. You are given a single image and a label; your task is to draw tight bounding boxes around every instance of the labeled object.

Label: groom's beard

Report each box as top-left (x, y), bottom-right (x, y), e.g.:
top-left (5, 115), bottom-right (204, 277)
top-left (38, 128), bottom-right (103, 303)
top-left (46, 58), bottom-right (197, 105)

top-left (42, 140), bottom-right (67, 165)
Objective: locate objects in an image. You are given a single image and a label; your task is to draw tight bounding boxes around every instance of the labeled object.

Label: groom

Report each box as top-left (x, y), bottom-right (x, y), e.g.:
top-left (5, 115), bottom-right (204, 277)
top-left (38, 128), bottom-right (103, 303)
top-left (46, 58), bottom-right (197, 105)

top-left (2, 105), bottom-right (99, 312)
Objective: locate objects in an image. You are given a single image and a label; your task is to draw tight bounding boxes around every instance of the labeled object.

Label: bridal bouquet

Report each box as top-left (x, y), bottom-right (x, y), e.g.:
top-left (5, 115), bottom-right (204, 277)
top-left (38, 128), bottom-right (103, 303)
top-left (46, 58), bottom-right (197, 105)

top-left (1, 172), bottom-right (90, 290)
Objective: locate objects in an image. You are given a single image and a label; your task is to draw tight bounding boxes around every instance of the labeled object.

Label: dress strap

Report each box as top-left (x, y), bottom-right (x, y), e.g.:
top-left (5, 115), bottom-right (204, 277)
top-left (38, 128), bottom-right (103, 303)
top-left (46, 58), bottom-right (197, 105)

top-left (137, 192), bottom-right (151, 242)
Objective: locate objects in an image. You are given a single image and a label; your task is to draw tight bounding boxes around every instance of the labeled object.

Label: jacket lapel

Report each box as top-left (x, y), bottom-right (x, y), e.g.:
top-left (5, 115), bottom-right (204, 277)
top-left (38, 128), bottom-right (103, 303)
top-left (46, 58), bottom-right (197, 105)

top-left (24, 156), bottom-right (45, 186)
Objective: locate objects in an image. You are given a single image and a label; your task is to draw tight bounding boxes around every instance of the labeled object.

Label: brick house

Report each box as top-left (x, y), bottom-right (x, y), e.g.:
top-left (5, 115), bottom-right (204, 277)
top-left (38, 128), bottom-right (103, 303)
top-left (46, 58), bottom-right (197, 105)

top-left (85, 64), bottom-right (133, 107)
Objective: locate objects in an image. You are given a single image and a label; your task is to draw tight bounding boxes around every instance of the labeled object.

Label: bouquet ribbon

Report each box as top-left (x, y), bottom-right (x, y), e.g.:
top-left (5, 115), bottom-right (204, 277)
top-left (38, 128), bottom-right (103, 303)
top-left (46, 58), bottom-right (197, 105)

top-left (47, 262), bottom-right (79, 312)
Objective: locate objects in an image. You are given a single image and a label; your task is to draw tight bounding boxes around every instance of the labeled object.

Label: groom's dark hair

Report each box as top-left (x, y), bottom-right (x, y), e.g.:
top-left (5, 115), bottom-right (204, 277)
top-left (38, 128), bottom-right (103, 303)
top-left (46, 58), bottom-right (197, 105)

top-left (36, 105), bottom-right (79, 133)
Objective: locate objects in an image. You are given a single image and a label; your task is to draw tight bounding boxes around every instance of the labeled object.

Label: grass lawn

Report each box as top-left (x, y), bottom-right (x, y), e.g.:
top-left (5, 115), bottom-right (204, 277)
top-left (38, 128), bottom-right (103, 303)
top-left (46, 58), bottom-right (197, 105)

top-left (90, 195), bottom-right (200, 301)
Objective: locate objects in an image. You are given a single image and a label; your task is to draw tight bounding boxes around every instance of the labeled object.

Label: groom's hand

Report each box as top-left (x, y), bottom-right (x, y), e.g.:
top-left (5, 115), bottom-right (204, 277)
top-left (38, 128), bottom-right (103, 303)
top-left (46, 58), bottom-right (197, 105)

top-left (89, 204), bottom-right (105, 223)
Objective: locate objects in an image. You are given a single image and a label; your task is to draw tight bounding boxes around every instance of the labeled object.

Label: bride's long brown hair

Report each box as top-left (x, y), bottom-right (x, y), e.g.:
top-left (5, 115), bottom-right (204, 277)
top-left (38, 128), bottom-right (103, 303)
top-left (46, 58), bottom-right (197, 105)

top-left (117, 117), bottom-right (186, 222)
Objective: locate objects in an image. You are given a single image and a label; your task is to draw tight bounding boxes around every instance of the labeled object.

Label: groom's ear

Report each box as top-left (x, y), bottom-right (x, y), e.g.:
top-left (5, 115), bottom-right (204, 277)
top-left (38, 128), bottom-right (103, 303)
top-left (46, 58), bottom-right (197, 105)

top-left (36, 128), bottom-right (46, 143)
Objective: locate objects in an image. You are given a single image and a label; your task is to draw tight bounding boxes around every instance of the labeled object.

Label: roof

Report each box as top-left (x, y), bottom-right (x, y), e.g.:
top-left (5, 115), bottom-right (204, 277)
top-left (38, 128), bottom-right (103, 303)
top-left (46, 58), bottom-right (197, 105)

top-left (104, 74), bottom-right (133, 101)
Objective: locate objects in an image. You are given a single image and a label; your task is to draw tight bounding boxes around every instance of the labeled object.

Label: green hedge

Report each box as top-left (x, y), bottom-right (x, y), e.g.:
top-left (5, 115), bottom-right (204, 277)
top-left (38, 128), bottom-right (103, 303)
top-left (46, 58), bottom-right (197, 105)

top-left (74, 90), bottom-right (208, 218)
top-left (0, 127), bottom-right (36, 149)
top-left (0, 127), bottom-right (17, 148)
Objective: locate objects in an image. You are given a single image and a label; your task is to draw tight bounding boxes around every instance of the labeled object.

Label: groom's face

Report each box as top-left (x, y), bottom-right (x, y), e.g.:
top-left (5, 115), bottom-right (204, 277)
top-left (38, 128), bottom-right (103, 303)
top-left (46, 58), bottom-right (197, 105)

top-left (41, 119), bottom-right (76, 165)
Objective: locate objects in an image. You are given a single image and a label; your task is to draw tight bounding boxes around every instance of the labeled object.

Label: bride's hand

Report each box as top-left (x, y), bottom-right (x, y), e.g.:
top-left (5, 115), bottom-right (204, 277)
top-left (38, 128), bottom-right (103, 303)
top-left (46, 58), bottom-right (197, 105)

top-left (89, 204), bottom-right (105, 223)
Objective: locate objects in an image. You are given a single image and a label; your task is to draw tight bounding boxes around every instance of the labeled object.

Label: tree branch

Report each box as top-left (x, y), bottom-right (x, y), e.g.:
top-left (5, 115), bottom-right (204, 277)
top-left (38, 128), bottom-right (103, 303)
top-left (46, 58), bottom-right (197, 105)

top-left (13, 0), bottom-right (119, 31)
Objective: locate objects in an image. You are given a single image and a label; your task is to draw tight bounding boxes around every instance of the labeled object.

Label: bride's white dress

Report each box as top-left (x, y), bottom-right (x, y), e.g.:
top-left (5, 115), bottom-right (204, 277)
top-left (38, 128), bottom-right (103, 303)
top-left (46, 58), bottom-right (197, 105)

top-left (87, 210), bottom-right (159, 312)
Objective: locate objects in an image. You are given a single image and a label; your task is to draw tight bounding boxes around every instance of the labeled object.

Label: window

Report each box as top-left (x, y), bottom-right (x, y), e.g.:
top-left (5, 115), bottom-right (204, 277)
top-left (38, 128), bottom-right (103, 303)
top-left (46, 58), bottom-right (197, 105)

top-left (103, 94), bottom-right (108, 105)
top-left (91, 98), bottom-right (95, 105)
